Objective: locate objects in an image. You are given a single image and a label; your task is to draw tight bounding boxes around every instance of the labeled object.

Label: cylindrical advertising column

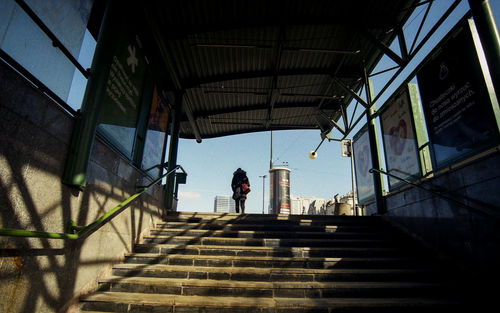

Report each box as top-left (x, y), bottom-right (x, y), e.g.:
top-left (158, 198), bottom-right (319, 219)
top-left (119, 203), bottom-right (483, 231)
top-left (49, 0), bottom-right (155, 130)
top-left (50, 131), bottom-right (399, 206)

top-left (269, 167), bottom-right (291, 214)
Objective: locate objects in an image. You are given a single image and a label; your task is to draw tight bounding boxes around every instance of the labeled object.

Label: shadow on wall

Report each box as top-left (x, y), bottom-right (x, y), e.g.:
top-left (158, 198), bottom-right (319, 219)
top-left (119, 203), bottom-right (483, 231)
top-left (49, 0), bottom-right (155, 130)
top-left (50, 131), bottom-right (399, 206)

top-left (0, 61), bottom-right (163, 312)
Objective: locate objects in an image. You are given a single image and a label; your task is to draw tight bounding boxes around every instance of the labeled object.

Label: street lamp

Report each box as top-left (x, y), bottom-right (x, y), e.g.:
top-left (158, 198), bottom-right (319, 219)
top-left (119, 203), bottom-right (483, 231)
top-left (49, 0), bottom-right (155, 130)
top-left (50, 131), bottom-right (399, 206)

top-left (259, 175), bottom-right (267, 214)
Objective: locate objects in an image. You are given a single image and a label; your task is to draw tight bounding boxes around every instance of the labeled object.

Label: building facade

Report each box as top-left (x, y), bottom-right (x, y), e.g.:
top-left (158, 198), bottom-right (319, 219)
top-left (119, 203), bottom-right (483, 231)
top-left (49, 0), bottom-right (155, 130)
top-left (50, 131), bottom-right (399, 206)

top-left (214, 195), bottom-right (236, 213)
top-left (290, 196), bottom-right (326, 215)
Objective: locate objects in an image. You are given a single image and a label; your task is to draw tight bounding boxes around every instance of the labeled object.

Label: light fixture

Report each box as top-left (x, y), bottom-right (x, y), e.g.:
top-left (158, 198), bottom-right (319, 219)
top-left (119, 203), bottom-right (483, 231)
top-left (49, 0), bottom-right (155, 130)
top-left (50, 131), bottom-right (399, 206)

top-left (309, 151), bottom-right (318, 159)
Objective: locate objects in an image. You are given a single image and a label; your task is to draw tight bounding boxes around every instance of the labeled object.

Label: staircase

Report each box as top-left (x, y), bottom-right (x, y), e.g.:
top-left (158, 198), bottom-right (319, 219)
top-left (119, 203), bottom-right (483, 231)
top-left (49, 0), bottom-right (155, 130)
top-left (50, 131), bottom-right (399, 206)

top-left (79, 212), bottom-right (461, 312)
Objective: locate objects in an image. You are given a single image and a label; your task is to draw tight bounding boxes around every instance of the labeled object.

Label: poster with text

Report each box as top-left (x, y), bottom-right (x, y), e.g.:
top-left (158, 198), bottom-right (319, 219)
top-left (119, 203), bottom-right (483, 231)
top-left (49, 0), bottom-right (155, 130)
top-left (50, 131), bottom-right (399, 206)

top-left (353, 127), bottom-right (375, 204)
top-left (380, 86), bottom-right (421, 189)
top-left (97, 30), bottom-right (148, 158)
top-left (417, 19), bottom-right (499, 168)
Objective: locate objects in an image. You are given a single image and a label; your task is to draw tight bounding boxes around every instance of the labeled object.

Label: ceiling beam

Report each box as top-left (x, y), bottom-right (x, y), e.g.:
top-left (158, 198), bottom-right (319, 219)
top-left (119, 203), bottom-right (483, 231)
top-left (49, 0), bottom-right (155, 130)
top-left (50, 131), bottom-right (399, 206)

top-left (362, 30), bottom-right (406, 66)
top-left (182, 67), bottom-right (362, 89)
top-left (192, 101), bottom-right (326, 119)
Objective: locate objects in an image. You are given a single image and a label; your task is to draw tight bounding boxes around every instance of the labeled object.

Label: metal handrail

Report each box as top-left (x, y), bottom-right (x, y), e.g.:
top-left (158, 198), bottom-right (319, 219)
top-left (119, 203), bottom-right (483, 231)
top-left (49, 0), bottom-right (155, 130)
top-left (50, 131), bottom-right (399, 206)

top-left (0, 165), bottom-right (186, 240)
top-left (370, 168), bottom-right (500, 219)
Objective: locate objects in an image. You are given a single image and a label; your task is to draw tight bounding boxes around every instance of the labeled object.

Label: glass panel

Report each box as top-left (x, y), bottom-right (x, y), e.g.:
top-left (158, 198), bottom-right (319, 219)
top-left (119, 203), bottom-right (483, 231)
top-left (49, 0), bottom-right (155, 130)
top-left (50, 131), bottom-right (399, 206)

top-left (25, 0), bottom-right (93, 60)
top-left (0, 0), bottom-right (94, 107)
top-left (67, 30), bottom-right (96, 110)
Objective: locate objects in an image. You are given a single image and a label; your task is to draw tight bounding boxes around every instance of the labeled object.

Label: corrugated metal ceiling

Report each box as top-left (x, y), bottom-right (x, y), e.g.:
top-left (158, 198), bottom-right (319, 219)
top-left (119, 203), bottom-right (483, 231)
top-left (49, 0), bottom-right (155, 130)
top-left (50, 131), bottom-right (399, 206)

top-left (143, 0), bottom-right (418, 140)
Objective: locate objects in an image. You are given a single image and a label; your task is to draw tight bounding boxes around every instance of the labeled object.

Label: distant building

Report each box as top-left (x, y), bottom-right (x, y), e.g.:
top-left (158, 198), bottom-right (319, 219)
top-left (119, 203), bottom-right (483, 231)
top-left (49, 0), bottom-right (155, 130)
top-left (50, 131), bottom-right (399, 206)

top-left (290, 196), bottom-right (326, 215)
top-left (214, 195), bottom-right (236, 213)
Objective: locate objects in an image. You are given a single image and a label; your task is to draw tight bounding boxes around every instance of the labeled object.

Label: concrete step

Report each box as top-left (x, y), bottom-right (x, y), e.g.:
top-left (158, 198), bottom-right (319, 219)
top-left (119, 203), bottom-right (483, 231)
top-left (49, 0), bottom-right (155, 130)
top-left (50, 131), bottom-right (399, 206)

top-left (158, 221), bottom-right (383, 233)
top-left (97, 276), bottom-right (451, 298)
top-left (150, 228), bottom-right (392, 239)
top-left (134, 243), bottom-right (409, 258)
top-left (124, 253), bottom-right (429, 269)
top-left (142, 235), bottom-right (397, 247)
top-left (111, 263), bottom-right (441, 282)
top-left (80, 292), bottom-right (459, 313)
top-left (164, 212), bottom-right (385, 226)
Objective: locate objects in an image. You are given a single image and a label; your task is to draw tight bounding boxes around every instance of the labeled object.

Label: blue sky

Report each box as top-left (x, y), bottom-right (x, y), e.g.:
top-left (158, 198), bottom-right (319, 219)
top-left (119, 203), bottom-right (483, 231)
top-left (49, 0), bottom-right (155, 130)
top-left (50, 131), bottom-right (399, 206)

top-left (177, 130), bottom-right (353, 213)
top-left (175, 1), bottom-right (500, 213)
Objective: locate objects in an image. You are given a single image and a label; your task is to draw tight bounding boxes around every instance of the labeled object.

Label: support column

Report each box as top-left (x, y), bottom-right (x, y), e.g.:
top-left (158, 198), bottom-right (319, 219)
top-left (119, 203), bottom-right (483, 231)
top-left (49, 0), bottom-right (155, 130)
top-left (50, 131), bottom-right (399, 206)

top-left (165, 92), bottom-right (182, 212)
top-left (469, 0), bottom-right (500, 98)
top-left (364, 69), bottom-right (386, 214)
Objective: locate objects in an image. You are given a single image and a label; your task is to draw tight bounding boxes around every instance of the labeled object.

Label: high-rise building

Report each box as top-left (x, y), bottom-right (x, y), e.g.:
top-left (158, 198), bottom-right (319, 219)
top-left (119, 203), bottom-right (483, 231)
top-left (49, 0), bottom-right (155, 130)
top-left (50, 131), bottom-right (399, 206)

top-left (214, 195), bottom-right (236, 213)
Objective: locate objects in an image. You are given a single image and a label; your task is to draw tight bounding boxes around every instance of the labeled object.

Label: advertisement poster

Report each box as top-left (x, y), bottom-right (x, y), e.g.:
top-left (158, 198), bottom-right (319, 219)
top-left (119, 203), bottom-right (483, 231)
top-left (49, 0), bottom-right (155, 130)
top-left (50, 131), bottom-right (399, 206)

top-left (353, 127), bottom-right (374, 204)
top-left (142, 86), bottom-right (169, 171)
top-left (380, 86), bottom-right (421, 189)
top-left (417, 19), bottom-right (499, 168)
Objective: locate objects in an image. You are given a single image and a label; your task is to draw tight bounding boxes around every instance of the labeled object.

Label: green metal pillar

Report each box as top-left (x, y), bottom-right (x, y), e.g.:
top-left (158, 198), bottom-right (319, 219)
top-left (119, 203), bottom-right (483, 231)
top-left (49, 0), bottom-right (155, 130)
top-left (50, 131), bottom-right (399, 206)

top-left (364, 70), bottom-right (386, 214)
top-left (62, 1), bottom-right (118, 188)
top-left (469, 0), bottom-right (500, 98)
top-left (165, 92), bottom-right (182, 211)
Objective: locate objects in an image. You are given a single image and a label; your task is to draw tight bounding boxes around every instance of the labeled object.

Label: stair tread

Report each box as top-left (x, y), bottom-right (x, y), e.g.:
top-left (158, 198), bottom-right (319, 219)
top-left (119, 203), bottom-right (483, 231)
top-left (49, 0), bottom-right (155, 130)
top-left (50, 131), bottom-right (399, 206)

top-left (136, 243), bottom-right (397, 250)
top-left (126, 252), bottom-right (419, 263)
top-left (113, 262), bottom-right (434, 274)
top-left (164, 212), bottom-right (381, 221)
top-left (100, 275), bottom-right (445, 289)
top-left (144, 235), bottom-right (391, 242)
top-left (81, 291), bottom-right (458, 307)
top-left (159, 222), bottom-right (378, 229)
top-left (154, 228), bottom-right (385, 235)
top-left (150, 229), bottom-right (390, 239)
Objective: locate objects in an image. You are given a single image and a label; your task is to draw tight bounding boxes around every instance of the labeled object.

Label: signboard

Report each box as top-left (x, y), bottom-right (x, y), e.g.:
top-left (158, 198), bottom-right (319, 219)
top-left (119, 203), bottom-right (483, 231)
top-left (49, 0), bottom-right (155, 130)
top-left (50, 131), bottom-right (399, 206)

top-left (99, 33), bottom-right (147, 127)
top-left (341, 139), bottom-right (351, 157)
top-left (417, 19), bottom-right (499, 168)
top-left (380, 85), bottom-right (421, 189)
top-left (353, 126), bottom-right (375, 204)
top-left (97, 30), bottom-right (148, 158)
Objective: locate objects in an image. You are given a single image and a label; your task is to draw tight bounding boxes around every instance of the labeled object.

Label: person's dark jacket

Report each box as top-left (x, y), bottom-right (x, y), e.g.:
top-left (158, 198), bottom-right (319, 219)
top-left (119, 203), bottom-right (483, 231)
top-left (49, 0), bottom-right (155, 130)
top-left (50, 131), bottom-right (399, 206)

top-left (231, 168), bottom-right (250, 199)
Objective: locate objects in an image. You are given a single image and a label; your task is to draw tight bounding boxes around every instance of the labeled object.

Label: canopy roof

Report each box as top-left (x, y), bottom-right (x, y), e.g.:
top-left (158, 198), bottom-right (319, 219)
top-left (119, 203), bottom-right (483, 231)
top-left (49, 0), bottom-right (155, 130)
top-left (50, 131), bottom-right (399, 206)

top-left (143, 0), bottom-right (419, 140)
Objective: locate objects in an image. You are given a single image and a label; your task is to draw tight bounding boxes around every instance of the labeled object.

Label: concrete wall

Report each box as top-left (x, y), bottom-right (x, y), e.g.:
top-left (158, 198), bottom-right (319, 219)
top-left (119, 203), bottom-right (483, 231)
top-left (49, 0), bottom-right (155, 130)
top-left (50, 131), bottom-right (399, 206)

top-left (373, 150), bottom-right (500, 279)
top-left (0, 61), bottom-right (164, 312)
